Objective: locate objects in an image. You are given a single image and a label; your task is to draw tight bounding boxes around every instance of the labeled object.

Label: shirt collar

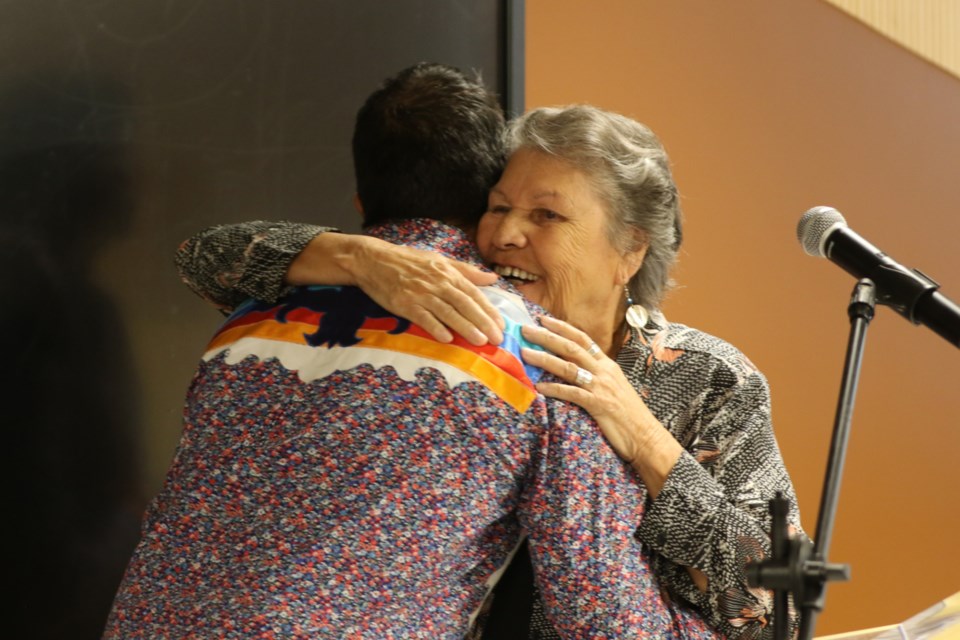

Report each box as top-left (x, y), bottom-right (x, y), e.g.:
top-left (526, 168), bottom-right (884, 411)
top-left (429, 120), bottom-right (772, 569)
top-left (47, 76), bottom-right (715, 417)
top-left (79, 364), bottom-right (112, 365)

top-left (364, 218), bottom-right (485, 267)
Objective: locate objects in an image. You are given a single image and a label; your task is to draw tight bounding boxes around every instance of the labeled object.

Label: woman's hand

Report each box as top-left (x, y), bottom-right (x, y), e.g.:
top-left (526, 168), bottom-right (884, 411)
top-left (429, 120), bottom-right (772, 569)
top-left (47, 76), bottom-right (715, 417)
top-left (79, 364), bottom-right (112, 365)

top-left (287, 233), bottom-right (505, 346)
top-left (520, 315), bottom-right (683, 498)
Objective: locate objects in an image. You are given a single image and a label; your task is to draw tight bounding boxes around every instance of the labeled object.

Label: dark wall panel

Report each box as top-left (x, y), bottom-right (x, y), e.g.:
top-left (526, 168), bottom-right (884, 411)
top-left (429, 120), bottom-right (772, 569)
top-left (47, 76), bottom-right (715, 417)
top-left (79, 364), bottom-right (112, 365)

top-left (0, 2), bottom-right (510, 637)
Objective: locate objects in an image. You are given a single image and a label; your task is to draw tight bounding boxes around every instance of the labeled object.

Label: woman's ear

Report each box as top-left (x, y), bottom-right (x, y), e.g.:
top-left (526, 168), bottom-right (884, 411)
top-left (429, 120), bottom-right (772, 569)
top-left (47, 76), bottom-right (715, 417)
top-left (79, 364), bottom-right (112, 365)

top-left (617, 228), bottom-right (648, 285)
top-left (617, 244), bottom-right (647, 285)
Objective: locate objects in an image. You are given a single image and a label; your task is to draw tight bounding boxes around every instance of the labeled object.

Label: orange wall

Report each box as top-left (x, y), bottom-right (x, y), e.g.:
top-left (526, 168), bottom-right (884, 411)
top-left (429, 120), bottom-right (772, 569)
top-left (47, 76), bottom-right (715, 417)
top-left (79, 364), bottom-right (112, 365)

top-left (526, 1), bottom-right (960, 635)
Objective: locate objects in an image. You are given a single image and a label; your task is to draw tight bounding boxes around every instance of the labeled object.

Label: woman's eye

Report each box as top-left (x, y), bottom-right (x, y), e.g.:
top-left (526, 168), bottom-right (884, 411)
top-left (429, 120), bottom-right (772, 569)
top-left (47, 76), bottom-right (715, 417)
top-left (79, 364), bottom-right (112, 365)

top-left (535, 209), bottom-right (561, 222)
top-left (488, 204), bottom-right (510, 214)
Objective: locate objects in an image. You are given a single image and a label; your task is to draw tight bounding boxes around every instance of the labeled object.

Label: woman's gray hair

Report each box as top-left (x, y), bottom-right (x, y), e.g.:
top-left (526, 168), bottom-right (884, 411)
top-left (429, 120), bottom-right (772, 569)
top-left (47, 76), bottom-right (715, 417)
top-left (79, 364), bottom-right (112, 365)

top-left (503, 105), bottom-right (682, 310)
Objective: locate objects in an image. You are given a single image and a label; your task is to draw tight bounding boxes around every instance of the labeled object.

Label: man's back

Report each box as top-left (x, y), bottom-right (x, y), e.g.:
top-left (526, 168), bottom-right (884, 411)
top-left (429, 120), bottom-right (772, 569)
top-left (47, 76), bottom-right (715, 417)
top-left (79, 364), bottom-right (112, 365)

top-left (112, 318), bottom-right (543, 635)
top-left (105, 220), bottom-right (715, 639)
top-left (104, 235), bottom-right (549, 639)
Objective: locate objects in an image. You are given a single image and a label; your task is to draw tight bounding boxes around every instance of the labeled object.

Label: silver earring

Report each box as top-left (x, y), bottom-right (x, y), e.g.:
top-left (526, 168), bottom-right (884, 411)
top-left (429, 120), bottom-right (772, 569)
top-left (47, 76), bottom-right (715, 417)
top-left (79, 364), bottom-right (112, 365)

top-left (624, 286), bottom-right (649, 329)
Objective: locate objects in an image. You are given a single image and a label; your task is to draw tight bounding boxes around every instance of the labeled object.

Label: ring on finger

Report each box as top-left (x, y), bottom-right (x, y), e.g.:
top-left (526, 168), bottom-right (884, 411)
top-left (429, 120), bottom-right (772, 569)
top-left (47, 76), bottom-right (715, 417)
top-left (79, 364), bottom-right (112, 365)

top-left (585, 342), bottom-right (602, 358)
top-left (574, 367), bottom-right (594, 387)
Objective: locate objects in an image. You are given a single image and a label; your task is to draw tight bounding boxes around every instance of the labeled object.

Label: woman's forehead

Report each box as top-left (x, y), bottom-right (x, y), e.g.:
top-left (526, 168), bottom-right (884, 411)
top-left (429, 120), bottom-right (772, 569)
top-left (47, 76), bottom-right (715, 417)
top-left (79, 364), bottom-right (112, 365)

top-left (496, 149), bottom-right (596, 197)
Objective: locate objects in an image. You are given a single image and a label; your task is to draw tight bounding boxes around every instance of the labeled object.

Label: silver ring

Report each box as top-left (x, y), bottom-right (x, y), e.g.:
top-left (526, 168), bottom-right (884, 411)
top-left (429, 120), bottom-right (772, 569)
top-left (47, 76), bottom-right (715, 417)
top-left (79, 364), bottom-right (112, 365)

top-left (574, 367), bottom-right (594, 387)
top-left (586, 342), bottom-right (602, 358)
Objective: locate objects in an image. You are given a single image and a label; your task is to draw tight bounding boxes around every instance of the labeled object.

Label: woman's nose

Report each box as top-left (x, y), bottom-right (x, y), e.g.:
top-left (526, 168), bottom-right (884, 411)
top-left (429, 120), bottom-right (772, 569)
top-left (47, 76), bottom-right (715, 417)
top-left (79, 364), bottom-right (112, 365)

top-left (490, 212), bottom-right (528, 249)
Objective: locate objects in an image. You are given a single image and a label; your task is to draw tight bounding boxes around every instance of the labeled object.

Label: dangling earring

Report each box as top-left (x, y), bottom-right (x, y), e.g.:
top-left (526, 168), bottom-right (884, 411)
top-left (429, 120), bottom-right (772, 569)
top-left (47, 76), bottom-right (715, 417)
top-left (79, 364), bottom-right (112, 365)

top-left (624, 286), bottom-right (649, 329)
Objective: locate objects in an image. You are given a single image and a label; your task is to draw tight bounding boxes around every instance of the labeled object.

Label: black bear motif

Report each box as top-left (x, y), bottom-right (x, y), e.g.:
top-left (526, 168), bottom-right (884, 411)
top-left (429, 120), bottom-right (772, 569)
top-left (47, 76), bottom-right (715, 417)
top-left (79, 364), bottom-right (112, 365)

top-left (246, 286), bottom-right (411, 347)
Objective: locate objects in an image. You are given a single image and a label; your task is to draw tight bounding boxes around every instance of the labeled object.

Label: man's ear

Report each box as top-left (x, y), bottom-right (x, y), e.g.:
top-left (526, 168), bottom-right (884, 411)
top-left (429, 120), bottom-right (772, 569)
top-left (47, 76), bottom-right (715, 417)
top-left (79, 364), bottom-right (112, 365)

top-left (353, 193), bottom-right (364, 217)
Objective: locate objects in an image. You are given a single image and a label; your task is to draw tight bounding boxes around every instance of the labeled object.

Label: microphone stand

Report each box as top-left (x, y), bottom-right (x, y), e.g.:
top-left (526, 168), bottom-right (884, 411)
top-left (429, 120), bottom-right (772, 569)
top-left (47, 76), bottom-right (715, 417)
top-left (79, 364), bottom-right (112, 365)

top-left (748, 279), bottom-right (877, 639)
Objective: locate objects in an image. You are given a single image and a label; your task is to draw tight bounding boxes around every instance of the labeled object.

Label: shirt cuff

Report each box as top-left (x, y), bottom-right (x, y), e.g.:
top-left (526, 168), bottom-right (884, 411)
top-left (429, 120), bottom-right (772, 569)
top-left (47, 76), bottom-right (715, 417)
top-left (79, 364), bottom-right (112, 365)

top-left (235, 224), bottom-right (333, 303)
top-left (633, 451), bottom-right (726, 569)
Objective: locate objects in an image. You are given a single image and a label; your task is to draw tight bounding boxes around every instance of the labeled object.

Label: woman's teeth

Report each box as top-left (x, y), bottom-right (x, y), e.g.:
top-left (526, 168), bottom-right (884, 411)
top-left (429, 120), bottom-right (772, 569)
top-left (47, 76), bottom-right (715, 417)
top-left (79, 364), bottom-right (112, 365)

top-left (494, 265), bottom-right (539, 282)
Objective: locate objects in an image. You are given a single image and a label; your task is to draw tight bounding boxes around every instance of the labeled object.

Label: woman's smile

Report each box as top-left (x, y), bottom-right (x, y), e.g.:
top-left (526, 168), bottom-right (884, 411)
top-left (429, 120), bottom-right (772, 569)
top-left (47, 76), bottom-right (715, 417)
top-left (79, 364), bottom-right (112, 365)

top-left (491, 263), bottom-right (540, 287)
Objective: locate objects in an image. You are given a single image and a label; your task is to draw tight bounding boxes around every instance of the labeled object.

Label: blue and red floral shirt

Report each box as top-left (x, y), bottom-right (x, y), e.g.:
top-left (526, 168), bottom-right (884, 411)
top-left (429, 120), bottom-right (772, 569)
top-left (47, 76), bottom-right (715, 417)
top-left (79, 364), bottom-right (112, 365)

top-left (105, 220), bottom-right (716, 639)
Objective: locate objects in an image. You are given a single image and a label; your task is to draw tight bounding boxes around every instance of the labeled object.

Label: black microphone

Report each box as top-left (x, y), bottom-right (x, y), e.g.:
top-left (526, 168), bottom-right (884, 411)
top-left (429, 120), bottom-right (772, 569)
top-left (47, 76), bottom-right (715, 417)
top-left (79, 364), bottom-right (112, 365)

top-left (797, 206), bottom-right (960, 348)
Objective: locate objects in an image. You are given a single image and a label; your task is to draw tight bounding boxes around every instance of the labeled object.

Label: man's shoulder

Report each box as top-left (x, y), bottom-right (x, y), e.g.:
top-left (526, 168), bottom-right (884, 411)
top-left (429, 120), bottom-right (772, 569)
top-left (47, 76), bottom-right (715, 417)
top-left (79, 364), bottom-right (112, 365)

top-left (217, 284), bottom-right (549, 415)
top-left (482, 286), bottom-right (539, 327)
top-left (238, 284), bottom-right (402, 348)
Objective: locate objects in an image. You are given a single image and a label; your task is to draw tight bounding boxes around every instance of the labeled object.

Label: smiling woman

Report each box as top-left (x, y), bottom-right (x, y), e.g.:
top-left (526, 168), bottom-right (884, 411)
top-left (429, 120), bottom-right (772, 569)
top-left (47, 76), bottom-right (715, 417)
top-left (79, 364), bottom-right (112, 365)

top-left (480, 147), bottom-right (642, 356)
top-left (173, 104), bottom-right (807, 640)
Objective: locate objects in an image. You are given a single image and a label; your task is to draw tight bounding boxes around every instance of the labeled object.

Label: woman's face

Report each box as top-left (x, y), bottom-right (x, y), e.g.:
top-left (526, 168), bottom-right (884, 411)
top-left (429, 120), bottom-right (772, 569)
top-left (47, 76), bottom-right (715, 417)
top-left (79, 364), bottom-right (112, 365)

top-left (477, 148), bottom-right (645, 338)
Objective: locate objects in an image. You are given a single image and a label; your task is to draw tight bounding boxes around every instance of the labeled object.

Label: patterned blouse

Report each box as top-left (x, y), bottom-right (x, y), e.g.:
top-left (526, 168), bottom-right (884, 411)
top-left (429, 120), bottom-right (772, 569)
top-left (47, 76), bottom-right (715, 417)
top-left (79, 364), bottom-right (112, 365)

top-left (174, 220), bottom-right (807, 639)
top-left (109, 219), bottom-right (718, 639)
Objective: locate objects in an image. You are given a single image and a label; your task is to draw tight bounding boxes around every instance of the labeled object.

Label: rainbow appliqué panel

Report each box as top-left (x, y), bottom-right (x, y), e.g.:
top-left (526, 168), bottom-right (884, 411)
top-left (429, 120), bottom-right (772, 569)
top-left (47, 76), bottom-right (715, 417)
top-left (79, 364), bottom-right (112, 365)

top-left (203, 286), bottom-right (541, 413)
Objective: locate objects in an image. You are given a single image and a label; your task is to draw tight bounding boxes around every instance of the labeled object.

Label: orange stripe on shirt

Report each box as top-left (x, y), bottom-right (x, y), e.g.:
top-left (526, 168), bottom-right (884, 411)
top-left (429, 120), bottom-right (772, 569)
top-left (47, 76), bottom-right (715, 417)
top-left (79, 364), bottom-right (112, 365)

top-left (206, 318), bottom-right (537, 413)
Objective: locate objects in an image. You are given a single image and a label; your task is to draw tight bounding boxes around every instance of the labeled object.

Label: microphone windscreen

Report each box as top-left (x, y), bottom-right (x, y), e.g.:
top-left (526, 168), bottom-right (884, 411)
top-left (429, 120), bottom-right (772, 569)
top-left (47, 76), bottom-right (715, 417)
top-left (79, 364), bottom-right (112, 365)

top-left (798, 206), bottom-right (846, 258)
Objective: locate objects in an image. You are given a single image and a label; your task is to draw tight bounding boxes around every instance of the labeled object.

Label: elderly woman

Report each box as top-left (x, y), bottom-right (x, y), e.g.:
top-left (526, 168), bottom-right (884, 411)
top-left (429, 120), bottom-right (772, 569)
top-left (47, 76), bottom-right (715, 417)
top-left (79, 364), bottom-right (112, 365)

top-left (176, 105), bottom-right (805, 639)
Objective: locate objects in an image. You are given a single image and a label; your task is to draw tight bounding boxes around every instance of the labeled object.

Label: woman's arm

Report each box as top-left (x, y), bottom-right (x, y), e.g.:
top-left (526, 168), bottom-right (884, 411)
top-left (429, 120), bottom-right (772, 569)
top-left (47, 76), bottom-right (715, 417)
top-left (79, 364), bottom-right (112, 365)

top-left (174, 220), bottom-right (505, 345)
top-left (174, 221), bottom-right (329, 312)
top-left (519, 317), bottom-right (804, 639)
top-left (634, 371), bottom-right (804, 639)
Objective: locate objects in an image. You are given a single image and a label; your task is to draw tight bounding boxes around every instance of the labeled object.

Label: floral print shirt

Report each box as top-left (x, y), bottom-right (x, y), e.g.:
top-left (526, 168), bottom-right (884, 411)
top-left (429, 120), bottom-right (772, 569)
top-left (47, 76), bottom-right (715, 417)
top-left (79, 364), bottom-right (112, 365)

top-left (106, 220), bottom-right (718, 639)
top-left (172, 219), bottom-right (807, 639)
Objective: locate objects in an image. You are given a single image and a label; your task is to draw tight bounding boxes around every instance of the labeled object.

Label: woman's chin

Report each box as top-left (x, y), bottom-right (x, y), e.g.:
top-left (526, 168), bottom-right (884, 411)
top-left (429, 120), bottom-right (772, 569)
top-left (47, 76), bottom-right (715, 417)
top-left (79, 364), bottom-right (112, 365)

top-left (514, 280), bottom-right (542, 303)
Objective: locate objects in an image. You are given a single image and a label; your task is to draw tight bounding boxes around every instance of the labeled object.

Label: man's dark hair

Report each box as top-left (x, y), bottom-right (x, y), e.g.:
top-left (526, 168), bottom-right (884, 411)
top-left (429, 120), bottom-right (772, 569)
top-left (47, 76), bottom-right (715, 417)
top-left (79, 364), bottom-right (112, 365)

top-left (352, 62), bottom-right (506, 229)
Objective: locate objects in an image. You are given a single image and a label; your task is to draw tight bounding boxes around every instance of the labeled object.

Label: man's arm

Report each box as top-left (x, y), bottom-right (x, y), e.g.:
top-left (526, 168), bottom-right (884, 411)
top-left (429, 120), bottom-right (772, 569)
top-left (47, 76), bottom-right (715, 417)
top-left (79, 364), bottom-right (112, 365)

top-left (519, 393), bottom-right (719, 637)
